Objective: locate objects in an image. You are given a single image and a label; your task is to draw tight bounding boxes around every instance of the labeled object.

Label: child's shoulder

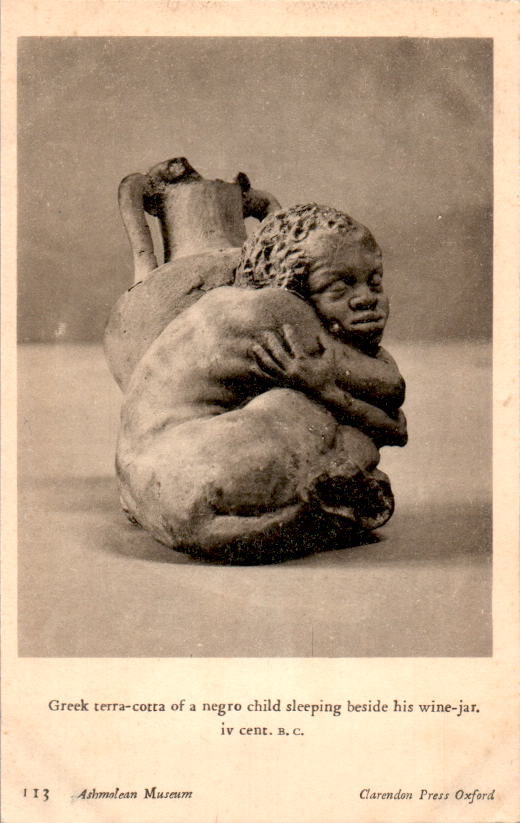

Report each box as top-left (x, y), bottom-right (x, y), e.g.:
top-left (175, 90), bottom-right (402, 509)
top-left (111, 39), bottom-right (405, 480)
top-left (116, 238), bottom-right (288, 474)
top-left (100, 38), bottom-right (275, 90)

top-left (197, 285), bottom-right (315, 328)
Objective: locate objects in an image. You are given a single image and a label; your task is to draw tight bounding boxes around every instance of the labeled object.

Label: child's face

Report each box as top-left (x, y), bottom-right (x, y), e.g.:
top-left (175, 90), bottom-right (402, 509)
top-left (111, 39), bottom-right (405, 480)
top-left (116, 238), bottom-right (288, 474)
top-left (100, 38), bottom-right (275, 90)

top-left (304, 229), bottom-right (389, 349)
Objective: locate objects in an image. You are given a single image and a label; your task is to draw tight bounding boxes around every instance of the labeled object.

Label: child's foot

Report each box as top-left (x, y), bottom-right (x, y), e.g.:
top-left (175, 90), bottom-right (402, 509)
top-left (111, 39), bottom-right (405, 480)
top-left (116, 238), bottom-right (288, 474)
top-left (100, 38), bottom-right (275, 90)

top-left (310, 466), bottom-right (394, 530)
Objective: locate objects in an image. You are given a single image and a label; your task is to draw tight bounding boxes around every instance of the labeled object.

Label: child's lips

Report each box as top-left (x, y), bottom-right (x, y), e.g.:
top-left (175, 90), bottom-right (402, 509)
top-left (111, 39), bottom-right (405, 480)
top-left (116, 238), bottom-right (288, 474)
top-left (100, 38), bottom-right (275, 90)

top-left (350, 313), bottom-right (386, 328)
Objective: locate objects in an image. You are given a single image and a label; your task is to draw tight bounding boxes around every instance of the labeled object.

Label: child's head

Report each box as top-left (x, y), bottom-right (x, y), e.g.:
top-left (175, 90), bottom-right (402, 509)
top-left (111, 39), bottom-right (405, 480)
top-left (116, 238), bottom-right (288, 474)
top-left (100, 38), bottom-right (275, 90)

top-left (235, 204), bottom-right (389, 349)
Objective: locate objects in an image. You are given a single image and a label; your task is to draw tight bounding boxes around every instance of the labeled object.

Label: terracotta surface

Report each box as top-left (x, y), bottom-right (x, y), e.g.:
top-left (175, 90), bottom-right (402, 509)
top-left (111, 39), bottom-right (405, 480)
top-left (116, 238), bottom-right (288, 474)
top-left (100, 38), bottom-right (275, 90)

top-left (105, 158), bottom-right (280, 389)
top-left (109, 191), bottom-right (407, 560)
top-left (104, 248), bottom-right (240, 391)
top-left (18, 342), bottom-right (491, 657)
top-left (117, 285), bottom-right (406, 561)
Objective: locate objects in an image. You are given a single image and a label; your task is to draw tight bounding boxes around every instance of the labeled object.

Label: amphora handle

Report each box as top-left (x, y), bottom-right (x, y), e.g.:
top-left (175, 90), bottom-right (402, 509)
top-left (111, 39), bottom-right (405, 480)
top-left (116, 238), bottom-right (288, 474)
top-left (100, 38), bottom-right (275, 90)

top-left (118, 157), bottom-right (280, 282)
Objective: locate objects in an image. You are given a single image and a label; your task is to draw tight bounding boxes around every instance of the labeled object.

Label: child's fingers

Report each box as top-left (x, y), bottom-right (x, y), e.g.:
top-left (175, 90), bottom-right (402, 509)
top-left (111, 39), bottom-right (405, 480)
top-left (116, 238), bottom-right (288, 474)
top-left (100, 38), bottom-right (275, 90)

top-left (281, 324), bottom-right (325, 358)
top-left (259, 331), bottom-right (290, 368)
top-left (310, 334), bottom-right (326, 357)
top-left (250, 338), bottom-right (290, 378)
top-left (250, 344), bottom-right (281, 377)
top-left (281, 324), bottom-right (302, 358)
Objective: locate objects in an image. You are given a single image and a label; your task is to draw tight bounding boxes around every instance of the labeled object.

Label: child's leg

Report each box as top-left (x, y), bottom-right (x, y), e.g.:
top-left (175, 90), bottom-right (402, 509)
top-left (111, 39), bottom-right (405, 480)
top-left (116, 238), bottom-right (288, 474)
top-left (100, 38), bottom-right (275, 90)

top-left (118, 388), bottom-right (393, 560)
top-left (308, 424), bottom-right (394, 530)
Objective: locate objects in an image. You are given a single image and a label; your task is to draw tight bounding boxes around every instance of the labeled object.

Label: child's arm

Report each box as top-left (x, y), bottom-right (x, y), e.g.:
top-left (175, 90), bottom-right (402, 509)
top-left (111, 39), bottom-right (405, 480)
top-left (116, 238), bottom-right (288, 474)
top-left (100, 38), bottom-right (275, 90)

top-left (331, 340), bottom-right (405, 411)
top-left (252, 324), bottom-right (404, 410)
top-left (250, 325), bottom-right (407, 447)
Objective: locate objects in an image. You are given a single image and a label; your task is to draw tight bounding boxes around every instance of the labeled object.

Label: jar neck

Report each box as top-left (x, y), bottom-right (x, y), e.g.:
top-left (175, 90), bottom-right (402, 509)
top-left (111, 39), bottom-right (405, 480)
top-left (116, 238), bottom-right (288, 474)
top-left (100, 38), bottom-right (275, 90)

top-left (157, 179), bottom-right (247, 262)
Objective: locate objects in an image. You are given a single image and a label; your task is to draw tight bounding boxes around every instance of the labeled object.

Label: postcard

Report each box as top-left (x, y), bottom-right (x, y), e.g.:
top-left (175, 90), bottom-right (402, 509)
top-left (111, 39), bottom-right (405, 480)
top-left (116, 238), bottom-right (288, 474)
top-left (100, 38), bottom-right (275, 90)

top-left (2, 1), bottom-right (519, 821)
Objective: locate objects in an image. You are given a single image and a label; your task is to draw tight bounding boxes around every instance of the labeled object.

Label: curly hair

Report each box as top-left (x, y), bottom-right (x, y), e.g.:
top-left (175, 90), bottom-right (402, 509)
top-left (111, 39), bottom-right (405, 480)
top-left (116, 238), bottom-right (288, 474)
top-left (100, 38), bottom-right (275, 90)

top-left (235, 203), bottom-right (372, 296)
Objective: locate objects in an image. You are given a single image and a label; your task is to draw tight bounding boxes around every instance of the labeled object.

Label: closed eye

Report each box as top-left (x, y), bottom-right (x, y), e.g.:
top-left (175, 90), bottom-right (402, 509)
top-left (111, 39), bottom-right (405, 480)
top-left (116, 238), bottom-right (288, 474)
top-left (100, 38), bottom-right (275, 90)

top-left (325, 283), bottom-right (349, 299)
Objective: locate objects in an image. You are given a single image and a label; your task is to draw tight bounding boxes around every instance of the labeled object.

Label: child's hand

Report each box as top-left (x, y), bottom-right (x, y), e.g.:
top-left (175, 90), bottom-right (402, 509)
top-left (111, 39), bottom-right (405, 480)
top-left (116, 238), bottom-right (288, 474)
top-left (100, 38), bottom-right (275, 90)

top-left (250, 324), bottom-right (337, 394)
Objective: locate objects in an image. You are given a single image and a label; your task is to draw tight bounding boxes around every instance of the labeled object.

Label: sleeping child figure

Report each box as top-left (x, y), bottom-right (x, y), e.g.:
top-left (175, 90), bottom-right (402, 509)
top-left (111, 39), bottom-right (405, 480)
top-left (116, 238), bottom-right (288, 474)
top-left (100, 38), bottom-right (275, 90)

top-left (116, 204), bottom-right (407, 562)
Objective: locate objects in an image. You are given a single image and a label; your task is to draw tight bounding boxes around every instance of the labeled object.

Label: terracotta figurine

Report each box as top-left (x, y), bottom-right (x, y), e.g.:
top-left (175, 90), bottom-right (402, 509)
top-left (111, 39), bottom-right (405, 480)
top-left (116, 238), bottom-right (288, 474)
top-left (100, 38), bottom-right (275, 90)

top-left (113, 197), bottom-right (407, 563)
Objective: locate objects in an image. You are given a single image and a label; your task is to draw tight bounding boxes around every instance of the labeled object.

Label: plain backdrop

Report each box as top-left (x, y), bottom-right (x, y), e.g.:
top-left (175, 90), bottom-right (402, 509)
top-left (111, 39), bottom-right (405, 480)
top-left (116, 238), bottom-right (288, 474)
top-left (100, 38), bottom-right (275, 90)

top-left (17, 37), bottom-right (493, 656)
top-left (17, 37), bottom-right (492, 343)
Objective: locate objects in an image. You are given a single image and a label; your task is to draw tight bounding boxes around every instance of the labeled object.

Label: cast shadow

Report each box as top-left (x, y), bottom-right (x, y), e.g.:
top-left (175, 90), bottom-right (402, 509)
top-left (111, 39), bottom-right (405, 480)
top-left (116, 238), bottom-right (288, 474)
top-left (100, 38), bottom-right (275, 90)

top-left (23, 475), bottom-right (491, 569)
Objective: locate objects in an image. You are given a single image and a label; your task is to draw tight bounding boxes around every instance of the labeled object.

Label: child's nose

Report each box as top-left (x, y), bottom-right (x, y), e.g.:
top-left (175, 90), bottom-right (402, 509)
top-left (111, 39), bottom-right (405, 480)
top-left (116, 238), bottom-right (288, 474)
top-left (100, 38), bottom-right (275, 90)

top-left (349, 287), bottom-right (378, 310)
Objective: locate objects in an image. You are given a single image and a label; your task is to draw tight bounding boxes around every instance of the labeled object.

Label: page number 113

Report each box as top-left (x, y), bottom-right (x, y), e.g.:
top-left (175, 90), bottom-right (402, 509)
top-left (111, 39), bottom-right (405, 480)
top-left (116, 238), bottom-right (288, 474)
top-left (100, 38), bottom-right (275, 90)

top-left (23, 788), bottom-right (49, 801)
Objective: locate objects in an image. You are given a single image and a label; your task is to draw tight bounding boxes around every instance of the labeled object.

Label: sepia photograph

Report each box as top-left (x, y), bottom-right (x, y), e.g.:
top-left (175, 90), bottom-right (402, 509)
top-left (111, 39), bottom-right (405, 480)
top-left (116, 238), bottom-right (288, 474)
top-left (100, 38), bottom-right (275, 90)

top-left (3, 3), bottom-right (519, 822)
top-left (17, 35), bottom-right (492, 657)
